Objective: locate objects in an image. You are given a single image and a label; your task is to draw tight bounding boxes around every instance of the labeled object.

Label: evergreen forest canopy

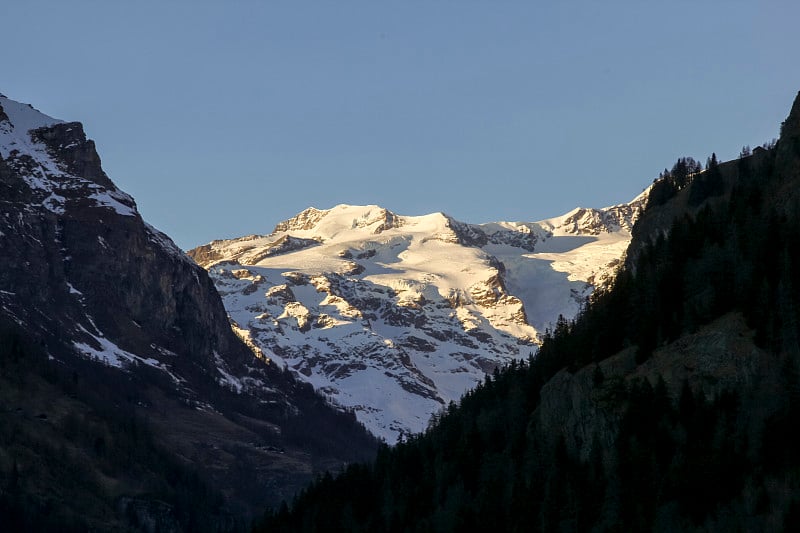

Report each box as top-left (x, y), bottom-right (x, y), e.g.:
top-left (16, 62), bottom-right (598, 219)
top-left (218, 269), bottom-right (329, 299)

top-left (258, 92), bottom-right (800, 532)
top-left (0, 326), bottom-right (236, 531)
top-left (0, 316), bottom-right (378, 531)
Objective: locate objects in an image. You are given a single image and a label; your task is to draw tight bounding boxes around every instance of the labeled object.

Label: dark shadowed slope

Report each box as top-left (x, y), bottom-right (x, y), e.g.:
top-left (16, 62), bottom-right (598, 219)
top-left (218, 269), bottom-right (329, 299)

top-left (0, 94), bottom-right (378, 530)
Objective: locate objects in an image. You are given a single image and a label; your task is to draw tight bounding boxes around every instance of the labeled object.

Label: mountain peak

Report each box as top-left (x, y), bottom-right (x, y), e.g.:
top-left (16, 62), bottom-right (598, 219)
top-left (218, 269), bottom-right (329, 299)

top-left (273, 204), bottom-right (404, 238)
top-left (0, 94), bottom-right (137, 218)
top-left (273, 206), bottom-right (329, 233)
top-left (0, 94), bottom-right (64, 137)
top-left (777, 90), bottom-right (800, 166)
top-left (784, 90), bottom-right (800, 132)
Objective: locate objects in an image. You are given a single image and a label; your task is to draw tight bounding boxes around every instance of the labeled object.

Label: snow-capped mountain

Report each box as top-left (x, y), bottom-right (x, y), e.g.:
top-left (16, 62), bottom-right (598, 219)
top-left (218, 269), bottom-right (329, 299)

top-left (189, 195), bottom-right (647, 442)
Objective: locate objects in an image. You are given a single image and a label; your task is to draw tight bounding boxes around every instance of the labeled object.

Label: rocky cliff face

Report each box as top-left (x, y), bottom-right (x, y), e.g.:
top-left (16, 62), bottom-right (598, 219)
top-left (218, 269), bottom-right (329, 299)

top-left (0, 94), bottom-right (261, 390)
top-left (189, 193), bottom-right (649, 442)
top-left (0, 94), bottom-right (377, 521)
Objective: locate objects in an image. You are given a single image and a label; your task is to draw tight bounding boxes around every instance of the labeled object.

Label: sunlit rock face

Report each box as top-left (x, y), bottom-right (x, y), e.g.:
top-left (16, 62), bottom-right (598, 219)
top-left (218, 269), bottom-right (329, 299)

top-left (191, 192), bottom-right (648, 442)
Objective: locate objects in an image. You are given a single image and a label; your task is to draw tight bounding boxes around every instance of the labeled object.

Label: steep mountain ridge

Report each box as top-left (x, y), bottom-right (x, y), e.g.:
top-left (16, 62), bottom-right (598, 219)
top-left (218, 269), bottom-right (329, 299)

top-left (0, 94), bottom-right (296, 402)
top-left (0, 94), bottom-right (377, 528)
top-left (190, 193), bottom-right (648, 441)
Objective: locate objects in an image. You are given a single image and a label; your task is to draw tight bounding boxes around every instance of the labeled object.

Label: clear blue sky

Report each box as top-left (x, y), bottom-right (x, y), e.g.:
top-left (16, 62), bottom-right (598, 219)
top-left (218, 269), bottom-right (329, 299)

top-left (3, 1), bottom-right (799, 249)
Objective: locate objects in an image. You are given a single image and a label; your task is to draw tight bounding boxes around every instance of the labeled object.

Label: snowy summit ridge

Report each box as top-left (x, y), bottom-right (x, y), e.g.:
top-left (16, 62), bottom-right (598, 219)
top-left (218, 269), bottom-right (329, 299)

top-left (190, 196), bottom-right (648, 442)
top-left (0, 95), bottom-right (137, 217)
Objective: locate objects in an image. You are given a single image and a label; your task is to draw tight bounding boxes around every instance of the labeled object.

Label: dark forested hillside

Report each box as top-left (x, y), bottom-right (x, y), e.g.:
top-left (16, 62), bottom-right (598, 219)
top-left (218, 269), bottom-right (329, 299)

top-left (0, 323), bottom-right (235, 531)
top-left (0, 318), bottom-right (380, 531)
top-left (258, 92), bottom-right (800, 532)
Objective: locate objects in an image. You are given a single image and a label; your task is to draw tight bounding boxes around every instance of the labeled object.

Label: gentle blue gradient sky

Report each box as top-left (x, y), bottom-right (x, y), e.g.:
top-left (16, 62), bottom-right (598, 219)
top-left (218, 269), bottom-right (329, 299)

top-left (3, 1), bottom-right (799, 249)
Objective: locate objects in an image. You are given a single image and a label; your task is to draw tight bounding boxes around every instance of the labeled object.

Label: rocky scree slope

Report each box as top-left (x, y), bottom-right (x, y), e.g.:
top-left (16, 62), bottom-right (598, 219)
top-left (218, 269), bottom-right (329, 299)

top-left (0, 94), bottom-right (377, 526)
top-left (189, 193), bottom-right (647, 442)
